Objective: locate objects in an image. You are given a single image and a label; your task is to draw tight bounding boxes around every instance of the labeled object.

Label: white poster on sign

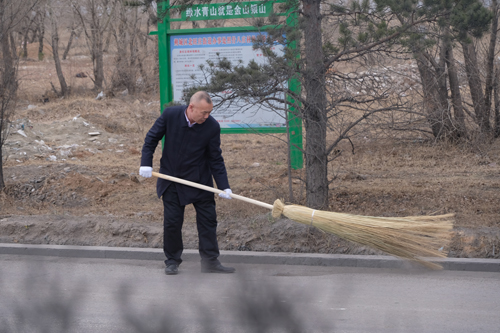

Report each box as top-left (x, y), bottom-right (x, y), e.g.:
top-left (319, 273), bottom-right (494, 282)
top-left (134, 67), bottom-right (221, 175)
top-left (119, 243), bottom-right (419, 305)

top-left (170, 32), bottom-right (286, 129)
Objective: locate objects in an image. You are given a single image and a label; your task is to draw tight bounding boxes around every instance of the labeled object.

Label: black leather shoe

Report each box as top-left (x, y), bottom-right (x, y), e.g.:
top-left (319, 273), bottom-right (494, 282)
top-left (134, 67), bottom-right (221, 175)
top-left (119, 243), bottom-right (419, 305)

top-left (201, 264), bottom-right (235, 273)
top-left (165, 264), bottom-right (178, 275)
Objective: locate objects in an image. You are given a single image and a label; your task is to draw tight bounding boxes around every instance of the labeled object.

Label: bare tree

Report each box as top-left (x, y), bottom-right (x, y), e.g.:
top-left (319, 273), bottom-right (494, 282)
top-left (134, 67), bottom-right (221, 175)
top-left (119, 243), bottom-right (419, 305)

top-left (19, 9), bottom-right (38, 59)
top-left (48, 1), bottom-right (69, 96)
top-left (0, 0), bottom-right (39, 190)
top-left (460, 0), bottom-right (499, 138)
top-left (442, 29), bottom-right (467, 139)
top-left (495, 66), bottom-right (500, 138)
top-left (62, 19), bottom-right (81, 60)
top-left (388, 0), bottom-right (493, 142)
top-left (109, 1), bottom-right (159, 95)
top-left (72, 0), bottom-right (118, 91)
top-left (35, 3), bottom-right (45, 60)
top-left (111, 3), bottom-right (141, 94)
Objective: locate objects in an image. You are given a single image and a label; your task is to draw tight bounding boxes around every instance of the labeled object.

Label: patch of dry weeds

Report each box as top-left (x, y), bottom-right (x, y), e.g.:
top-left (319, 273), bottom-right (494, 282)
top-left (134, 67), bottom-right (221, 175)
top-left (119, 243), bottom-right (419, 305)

top-left (1, 55), bottom-right (499, 259)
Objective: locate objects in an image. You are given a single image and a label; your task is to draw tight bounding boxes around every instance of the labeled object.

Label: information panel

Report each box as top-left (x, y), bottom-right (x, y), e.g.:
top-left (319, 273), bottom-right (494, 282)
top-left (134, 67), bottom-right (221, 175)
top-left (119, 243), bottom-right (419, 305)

top-left (170, 31), bottom-right (286, 129)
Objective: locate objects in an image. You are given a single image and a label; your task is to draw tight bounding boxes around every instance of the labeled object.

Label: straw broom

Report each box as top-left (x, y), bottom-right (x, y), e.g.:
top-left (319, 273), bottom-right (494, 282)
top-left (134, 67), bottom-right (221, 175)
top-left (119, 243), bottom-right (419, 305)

top-left (152, 172), bottom-right (454, 269)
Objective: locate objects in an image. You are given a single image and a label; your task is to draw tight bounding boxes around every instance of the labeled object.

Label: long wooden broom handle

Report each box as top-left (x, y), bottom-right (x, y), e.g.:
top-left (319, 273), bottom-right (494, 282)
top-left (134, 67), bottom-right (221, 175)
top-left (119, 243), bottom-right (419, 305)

top-left (152, 171), bottom-right (274, 210)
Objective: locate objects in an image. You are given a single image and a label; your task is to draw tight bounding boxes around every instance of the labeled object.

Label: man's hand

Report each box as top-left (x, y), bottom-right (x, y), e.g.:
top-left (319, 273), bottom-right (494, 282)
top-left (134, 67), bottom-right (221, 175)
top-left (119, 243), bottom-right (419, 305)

top-left (139, 166), bottom-right (153, 178)
top-left (218, 189), bottom-right (232, 199)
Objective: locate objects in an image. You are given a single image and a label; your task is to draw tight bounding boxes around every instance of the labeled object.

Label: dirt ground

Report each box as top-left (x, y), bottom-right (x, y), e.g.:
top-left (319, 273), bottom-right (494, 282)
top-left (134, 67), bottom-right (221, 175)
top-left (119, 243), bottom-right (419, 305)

top-left (1, 54), bottom-right (500, 261)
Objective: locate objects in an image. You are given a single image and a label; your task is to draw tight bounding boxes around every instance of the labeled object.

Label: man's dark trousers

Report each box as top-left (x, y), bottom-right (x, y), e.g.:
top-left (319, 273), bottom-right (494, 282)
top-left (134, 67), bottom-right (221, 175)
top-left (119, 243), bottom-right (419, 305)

top-left (162, 184), bottom-right (220, 266)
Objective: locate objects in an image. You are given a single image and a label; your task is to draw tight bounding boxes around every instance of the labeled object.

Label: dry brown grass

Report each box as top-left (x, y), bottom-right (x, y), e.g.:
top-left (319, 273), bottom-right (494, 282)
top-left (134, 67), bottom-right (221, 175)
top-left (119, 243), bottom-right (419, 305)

top-left (2, 40), bottom-right (499, 259)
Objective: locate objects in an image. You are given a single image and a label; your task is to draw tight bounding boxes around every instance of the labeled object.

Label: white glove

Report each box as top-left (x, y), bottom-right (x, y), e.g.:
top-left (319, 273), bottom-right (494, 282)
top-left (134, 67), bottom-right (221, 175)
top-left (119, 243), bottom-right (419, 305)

top-left (139, 166), bottom-right (153, 178)
top-left (218, 188), bottom-right (232, 199)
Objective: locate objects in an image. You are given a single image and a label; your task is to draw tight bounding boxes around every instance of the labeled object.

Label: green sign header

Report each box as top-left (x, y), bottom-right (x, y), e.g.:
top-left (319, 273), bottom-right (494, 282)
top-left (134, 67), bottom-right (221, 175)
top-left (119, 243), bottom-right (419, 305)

top-left (179, 1), bottom-right (273, 21)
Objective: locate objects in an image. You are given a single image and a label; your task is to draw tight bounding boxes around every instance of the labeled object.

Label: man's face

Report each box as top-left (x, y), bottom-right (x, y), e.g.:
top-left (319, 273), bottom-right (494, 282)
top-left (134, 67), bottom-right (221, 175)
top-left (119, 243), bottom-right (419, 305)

top-left (186, 100), bottom-right (213, 124)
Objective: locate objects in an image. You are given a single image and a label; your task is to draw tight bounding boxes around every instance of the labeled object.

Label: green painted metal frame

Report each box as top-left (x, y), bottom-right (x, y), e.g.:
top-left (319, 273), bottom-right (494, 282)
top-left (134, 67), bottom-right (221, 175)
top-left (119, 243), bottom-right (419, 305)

top-left (155, 1), bottom-right (303, 169)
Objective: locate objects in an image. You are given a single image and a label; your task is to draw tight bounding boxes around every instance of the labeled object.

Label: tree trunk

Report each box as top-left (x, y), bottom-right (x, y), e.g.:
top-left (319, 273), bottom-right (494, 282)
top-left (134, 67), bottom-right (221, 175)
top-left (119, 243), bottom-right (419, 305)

top-left (1, 32), bottom-right (17, 125)
top-left (414, 51), bottom-right (450, 139)
top-left (302, 0), bottom-right (328, 209)
top-left (30, 27), bottom-right (38, 43)
top-left (94, 43), bottom-right (104, 91)
top-left (0, 31), bottom-right (17, 190)
top-left (22, 28), bottom-right (29, 58)
top-left (435, 38), bottom-right (456, 139)
top-left (21, 12), bottom-right (37, 59)
top-left (0, 137), bottom-right (4, 189)
top-left (37, 10), bottom-right (45, 60)
top-left (62, 27), bottom-right (77, 60)
top-left (112, 9), bottom-right (128, 91)
top-left (494, 66), bottom-right (500, 138)
top-left (0, 37), bottom-right (8, 190)
top-left (137, 53), bottom-right (148, 91)
top-left (153, 32), bottom-right (159, 92)
top-left (103, 24), bottom-right (113, 54)
top-left (443, 33), bottom-right (467, 139)
top-left (484, 0), bottom-right (498, 120)
top-left (50, 8), bottom-right (68, 96)
top-left (137, 25), bottom-right (150, 88)
top-left (9, 31), bottom-right (17, 60)
top-left (462, 41), bottom-right (490, 134)
top-left (91, 25), bottom-right (105, 91)
top-left (128, 8), bottom-right (139, 94)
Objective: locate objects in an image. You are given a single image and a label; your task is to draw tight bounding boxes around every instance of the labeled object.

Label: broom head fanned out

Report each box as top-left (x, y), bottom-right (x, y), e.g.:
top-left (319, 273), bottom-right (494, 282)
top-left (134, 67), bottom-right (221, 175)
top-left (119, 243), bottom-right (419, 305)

top-left (272, 199), bottom-right (454, 270)
top-left (151, 172), bottom-right (454, 270)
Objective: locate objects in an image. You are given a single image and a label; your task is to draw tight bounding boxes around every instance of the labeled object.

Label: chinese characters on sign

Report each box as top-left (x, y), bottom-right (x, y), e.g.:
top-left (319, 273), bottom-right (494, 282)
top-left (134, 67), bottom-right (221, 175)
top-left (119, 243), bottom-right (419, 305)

top-left (173, 34), bottom-right (260, 47)
top-left (170, 32), bottom-right (286, 128)
top-left (181, 1), bottom-right (272, 21)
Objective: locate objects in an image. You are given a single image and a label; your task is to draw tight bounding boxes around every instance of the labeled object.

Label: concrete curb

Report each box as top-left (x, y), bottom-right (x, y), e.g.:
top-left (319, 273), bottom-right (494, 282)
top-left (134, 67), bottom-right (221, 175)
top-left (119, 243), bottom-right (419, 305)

top-left (1, 243), bottom-right (500, 272)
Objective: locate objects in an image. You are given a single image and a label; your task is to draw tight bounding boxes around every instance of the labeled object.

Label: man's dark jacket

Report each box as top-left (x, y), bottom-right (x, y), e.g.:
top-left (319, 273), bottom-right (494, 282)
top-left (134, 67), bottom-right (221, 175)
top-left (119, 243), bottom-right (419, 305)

top-left (141, 105), bottom-right (230, 205)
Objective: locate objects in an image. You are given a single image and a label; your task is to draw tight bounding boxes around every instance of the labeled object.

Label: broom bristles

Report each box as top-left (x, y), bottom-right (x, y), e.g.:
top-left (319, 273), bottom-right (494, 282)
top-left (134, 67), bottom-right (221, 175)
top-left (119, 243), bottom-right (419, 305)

top-left (272, 199), bottom-right (454, 270)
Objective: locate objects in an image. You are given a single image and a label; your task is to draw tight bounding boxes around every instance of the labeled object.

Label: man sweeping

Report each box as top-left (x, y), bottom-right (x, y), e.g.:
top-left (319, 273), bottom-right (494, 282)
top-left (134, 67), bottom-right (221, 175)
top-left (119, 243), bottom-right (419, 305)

top-left (139, 91), bottom-right (235, 275)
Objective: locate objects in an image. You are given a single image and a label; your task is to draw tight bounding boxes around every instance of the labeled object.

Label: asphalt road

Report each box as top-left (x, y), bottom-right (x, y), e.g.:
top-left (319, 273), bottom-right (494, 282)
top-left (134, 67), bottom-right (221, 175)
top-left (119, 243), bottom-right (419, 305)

top-left (1, 254), bottom-right (499, 333)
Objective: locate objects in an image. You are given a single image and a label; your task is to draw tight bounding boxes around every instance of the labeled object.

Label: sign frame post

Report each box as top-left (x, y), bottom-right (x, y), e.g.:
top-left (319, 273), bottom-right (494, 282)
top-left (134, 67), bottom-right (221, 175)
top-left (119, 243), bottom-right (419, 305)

top-left (154, 1), bottom-right (303, 169)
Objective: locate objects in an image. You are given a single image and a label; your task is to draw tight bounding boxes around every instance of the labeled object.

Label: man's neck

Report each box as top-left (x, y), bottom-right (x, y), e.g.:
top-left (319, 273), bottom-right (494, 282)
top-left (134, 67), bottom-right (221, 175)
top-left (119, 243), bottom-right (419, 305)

top-left (185, 109), bottom-right (196, 127)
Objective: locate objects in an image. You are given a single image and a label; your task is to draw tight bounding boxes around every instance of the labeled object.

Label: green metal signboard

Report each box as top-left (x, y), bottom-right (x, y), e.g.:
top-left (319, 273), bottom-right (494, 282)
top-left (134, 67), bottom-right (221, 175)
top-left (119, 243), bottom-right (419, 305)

top-left (154, 1), bottom-right (303, 169)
